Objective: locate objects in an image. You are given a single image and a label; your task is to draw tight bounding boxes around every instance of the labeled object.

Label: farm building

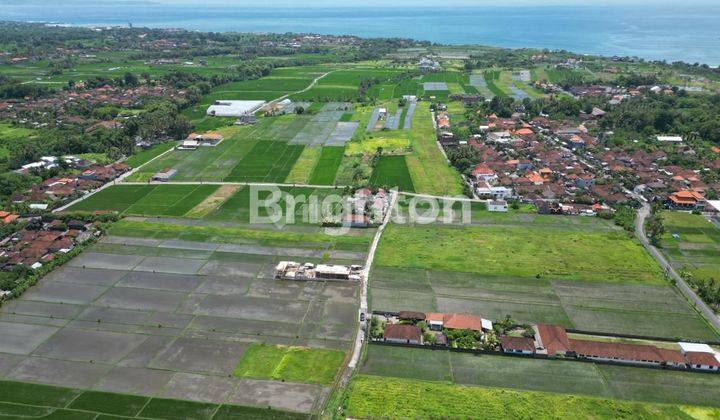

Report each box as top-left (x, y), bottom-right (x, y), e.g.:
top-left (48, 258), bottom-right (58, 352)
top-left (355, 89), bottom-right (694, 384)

top-left (679, 342), bottom-right (720, 371)
top-left (177, 140), bottom-right (199, 150)
top-left (384, 324), bottom-right (423, 345)
top-left (487, 200), bottom-right (508, 212)
top-left (425, 312), bottom-right (492, 333)
top-left (274, 261), bottom-right (362, 281)
top-left (534, 324), bottom-right (571, 356)
top-left (500, 336), bottom-right (535, 355)
top-left (206, 100), bottom-right (265, 117)
top-left (569, 339), bottom-right (686, 367)
top-left (657, 135), bottom-right (683, 143)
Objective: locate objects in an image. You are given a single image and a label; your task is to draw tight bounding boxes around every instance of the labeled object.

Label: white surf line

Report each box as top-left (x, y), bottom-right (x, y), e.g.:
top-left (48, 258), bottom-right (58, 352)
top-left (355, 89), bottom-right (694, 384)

top-left (53, 143), bottom-right (178, 213)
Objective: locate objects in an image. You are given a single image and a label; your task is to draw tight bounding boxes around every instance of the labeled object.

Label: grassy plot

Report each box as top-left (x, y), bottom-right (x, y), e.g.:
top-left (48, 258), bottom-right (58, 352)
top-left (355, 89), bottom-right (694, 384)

top-left (206, 186), bottom-right (344, 224)
top-left (405, 102), bottom-right (464, 196)
top-left (308, 147), bottom-right (344, 185)
top-left (124, 142), bottom-right (176, 168)
top-left (285, 146), bottom-right (322, 184)
top-left (225, 141), bottom-right (305, 183)
top-left (369, 155), bottom-right (415, 192)
top-left (127, 124), bottom-right (267, 182)
top-left (185, 184), bottom-right (241, 218)
top-left (343, 375), bottom-right (720, 419)
top-left (234, 343), bottom-right (345, 385)
top-left (107, 219), bottom-right (372, 249)
top-left (66, 184), bottom-right (219, 217)
top-left (377, 223), bottom-right (665, 284)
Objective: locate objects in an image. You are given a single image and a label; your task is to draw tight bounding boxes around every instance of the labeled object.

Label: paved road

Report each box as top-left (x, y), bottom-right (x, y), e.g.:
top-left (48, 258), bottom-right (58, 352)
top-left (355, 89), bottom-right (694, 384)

top-left (635, 202), bottom-right (720, 332)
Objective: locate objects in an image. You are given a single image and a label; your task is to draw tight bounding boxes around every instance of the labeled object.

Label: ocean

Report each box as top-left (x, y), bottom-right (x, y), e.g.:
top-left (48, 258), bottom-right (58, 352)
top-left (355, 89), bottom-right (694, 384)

top-left (2, 1), bottom-right (719, 65)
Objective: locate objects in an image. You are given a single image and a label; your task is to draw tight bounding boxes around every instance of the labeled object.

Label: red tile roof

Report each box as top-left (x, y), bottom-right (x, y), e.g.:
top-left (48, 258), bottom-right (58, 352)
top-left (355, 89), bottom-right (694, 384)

top-left (685, 352), bottom-right (720, 367)
top-left (535, 324), bottom-right (570, 355)
top-left (384, 324), bottom-right (422, 342)
top-left (500, 336), bottom-right (535, 352)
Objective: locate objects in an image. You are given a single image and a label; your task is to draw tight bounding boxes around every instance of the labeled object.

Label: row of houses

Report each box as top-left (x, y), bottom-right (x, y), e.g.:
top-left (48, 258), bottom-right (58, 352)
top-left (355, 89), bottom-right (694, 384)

top-left (502, 324), bottom-right (720, 372)
top-left (0, 84), bottom-right (185, 124)
top-left (444, 109), bottom-right (719, 212)
top-left (12, 162), bottom-right (130, 208)
top-left (379, 311), bottom-right (494, 347)
top-left (0, 219), bottom-right (95, 271)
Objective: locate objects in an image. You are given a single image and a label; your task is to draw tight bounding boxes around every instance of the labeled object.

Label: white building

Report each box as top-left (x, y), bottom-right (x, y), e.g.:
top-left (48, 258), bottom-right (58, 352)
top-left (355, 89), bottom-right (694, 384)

top-left (657, 135), bottom-right (683, 143)
top-left (488, 200), bottom-right (508, 212)
top-left (207, 100), bottom-right (266, 117)
top-left (476, 182), bottom-right (513, 200)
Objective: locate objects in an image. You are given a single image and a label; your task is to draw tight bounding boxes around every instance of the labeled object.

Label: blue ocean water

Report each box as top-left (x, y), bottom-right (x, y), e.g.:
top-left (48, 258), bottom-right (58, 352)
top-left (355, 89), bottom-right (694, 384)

top-left (2, 1), bottom-right (719, 65)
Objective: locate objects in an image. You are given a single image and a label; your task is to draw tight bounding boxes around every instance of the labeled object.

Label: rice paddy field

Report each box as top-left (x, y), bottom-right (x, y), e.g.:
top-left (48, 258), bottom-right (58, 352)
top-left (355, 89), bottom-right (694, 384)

top-left (290, 66), bottom-right (408, 102)
top-left (67, 185), bottom-right (361, 228)
top-left (67, 184), bottom-right (219, 216)
top-left (0, 380), bottom-right (307, 419)
top-left (360, 346), bottom-right (720, 408)
top-left (369, 155), bottom-right (415, 192)
top-left (0, 217), bottom-right (367, 415)
top-left (370, 211), bottom-right (719, 341)
top-left (659, 212), bottom-right (720, 283)
top-left (343, 374), bottom-right (720, 419)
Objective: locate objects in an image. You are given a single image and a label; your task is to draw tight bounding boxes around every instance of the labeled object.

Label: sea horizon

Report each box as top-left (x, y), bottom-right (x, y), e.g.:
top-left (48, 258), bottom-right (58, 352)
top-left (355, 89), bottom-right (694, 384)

top-left (2, 3), bottom-right (720, 65)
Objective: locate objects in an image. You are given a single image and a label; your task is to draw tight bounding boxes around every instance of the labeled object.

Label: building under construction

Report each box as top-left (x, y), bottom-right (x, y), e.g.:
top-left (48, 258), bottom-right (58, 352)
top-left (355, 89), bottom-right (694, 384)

top-left (274, 261), bottom-right (362, 282)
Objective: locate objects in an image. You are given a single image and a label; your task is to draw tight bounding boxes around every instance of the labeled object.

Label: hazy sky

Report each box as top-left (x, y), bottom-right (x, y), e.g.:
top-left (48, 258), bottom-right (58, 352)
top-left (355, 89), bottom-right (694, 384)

top-left (143, 0), bottom-right (714, 5)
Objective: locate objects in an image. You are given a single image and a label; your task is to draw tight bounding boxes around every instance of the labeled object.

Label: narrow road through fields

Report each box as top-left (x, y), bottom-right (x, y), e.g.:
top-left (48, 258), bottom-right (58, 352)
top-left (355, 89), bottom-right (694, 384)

top-left (635, 201), bottom-right (720, 332)
top-left (319, 189), bottom-right (398, 416)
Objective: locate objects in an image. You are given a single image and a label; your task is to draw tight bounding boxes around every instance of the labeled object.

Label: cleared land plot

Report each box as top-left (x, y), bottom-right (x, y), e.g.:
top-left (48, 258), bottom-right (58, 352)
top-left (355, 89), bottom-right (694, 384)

top-left (402, 101), bottom-right (417, 129)
top-left (344, 374), bottom-right (720, 419)
top-left (0, 379), bottom-right (307, 419)
top-left (423, 82), bottom-right (448, 91)
top-left (289, 107), bottom-right (345, 146)
top-left (0, 234), bottom-right (360, 412)
top-left (365, 108), bottom-right (381, 132)
top-left (67, 184), bottom-right (218, 216)
top-left (325, 122), bottom-right (359, 147)
top-left (369, 156), bottom-right (415, 192)
top-left (308, 147), bottom-right (344, 185)
top-left (360, 346), bottom-right (720, 407)
top-left (384, 109), bottom-right (402, 130)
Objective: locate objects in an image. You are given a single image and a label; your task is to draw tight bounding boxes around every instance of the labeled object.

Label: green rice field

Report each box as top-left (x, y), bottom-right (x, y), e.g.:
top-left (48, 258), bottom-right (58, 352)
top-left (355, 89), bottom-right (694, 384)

top-left (369, 155), bottom-right (415, 192)
top-left (67, 184), bottom-right (218, 216)
top-left (660, 212), bottom-right (720, 283)
top-left (0, 379), bottom-right (307, 419)
top-left (360, 346), bottom-right (720, 408)
top-left (343, 374), bottom-right (720, 419)
top-left (308, 147), bottom-right (345, 185)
